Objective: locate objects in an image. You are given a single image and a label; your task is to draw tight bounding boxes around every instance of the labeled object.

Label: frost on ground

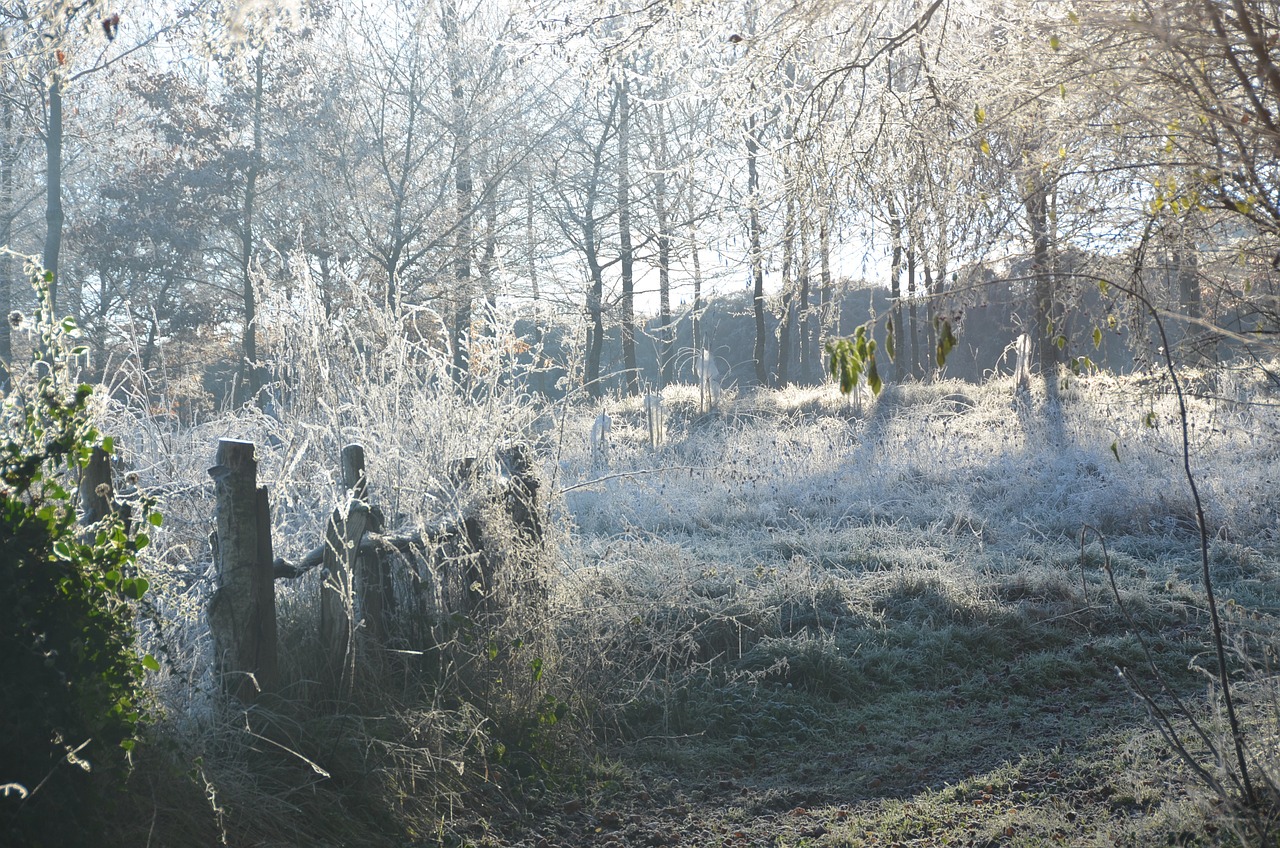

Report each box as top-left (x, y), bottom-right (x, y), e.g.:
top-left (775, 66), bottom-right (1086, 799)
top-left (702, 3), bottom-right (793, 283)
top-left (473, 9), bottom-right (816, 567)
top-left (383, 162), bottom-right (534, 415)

top-left (99, 360), bottom-right (1280, 846)
top-left (539, 370), bottom-right (1280, 847)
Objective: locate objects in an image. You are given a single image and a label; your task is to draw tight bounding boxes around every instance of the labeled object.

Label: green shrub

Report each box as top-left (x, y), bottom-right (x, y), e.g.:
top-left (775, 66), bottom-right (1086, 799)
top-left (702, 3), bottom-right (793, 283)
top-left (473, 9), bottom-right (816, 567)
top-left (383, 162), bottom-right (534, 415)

top-left (0, 271), bottom-right (157, 847)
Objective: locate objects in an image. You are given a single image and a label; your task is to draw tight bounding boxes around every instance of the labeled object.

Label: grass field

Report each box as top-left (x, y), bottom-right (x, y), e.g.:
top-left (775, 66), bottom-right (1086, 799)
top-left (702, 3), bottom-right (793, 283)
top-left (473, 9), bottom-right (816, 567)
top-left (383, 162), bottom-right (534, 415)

top-left (517, 372), bottom-right (1280, 847)
top-left (94, 362), bottom-right (1280, 846)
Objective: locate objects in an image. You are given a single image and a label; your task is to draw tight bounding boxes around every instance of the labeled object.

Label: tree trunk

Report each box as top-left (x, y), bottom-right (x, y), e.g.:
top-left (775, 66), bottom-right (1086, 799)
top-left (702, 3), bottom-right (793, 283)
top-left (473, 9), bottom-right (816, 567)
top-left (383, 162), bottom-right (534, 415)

top-left (691, 222), bottom-right (704, 358)
top-left (583, 219), bottom-right (605, 400)
top-left (1173, 225), bottom-right (1211, 362)
top-left (479, 166), bottom-right (498, 346)
top-left (236, 54), bottom-right (265, 407)
top-left (445, 0), bottom-right (473, 384)
top-left (577, 104), bottom-right (614, 401)
top-left (616, 78), bottom-right (638, 396)
top-left (888, 198), bottom-right (905, 382)
top-left (1026, 174), bottom-right (1060, 393)
top-left (923, 265), bottom-right (937, 378)
top-left (798, 212), bottom-right (813, 382)
top-left (748, 113), bottom-right (768, 386)
top-left (527, 168), bottom-right (544, 394)
top-left (819, 209), bottom-right (834, 371)
top-left (907, 247), bottom-right (921, 380)
top-left (778, 184), bottom-right (796, 385)
top-left (1, 91), bottom-right (14, 377)
top-left (651, 103), bottom-right (674, 387)
top-left (43, 74), bottom-right (63, 314)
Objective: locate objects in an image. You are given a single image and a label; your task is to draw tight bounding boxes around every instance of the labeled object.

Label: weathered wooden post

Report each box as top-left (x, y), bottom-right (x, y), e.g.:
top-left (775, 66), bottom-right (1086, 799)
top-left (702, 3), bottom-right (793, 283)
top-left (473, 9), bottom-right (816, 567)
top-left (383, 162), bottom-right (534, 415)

top-left (342, 443), bottom-right (392, 645)
top-left (78, 446), bottom-right (113, 526)
top-left (208, 439), bottom-right (278, 702)
top-left (499, 444), bottom-right (543, 546)
top-left (320, 444), bottom-right (377, 699)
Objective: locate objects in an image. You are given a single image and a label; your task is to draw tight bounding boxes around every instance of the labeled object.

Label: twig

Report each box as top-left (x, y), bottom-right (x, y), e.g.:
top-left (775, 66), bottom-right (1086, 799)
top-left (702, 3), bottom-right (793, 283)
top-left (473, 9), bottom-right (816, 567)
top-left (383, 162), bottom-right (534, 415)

top-left (559, 465), bottom-right (713, 494)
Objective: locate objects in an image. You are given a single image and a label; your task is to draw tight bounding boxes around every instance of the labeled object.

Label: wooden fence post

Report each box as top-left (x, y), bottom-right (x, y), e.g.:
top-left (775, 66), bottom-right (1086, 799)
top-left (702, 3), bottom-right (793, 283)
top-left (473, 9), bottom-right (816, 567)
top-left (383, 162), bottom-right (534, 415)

top-left (499, 444), bottom-right (543, 546)
top-left (342, 443), bottom-right (392, 645)
top-left (78, 446), bottom-right (113, 526)
top-left (320, 444), bottom-right (379, 699)
top-left (208, 439), bottom-right (277, 702)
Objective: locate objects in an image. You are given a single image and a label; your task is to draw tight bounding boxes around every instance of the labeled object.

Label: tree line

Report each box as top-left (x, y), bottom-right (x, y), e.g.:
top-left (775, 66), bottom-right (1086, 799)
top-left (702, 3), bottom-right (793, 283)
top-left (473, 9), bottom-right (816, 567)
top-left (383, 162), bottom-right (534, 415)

top-left (1, 0), bottom-right (1277, 414)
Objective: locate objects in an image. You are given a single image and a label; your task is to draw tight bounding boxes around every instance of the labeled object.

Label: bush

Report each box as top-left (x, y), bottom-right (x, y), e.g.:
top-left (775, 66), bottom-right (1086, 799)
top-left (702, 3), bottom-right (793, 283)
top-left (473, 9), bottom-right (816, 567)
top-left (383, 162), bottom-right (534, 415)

top-left (0, 271), bottom-right (157, 847)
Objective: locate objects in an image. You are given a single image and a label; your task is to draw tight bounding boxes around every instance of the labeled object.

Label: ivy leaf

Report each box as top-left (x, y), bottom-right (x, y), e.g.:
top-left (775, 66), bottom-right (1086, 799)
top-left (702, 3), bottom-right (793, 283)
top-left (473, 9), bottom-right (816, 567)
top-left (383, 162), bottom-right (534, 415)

top-left (1092, 327), bottom-right (1103, 349)
top-left (142, 654), bottom-right (161, 673)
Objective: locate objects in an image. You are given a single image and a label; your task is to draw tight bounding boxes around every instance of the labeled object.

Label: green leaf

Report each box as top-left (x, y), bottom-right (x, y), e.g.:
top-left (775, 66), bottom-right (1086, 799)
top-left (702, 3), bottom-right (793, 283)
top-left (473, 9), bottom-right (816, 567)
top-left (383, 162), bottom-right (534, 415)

top-left (531, 657), bottom-right (544, 683)
top-left (980, 138), bottom-right (990, 155)
top-left (1110, 440), bottom-right (1121, 462)
top-left (1144, 411), bottom-right (1157, 428)
top-left (128, 577), bottom-right (148, 599)
top-left (885, 321), bottom-right (896, 362)
top-left (148, 512), bottom-right (164, 527)
top-left (1092, 327), bottom-right (1102, 349)
top-left (974, 105), bottom-right (986, 124)
top-left (1050, 34), bottom-right (1061, 50)
top-left (866, 356), bottom-right (883, 396)
top-left (102, 436), bottom-right (114, 454)
top-left (142, 654), bottom-right (161, 673)
top-left (935, 318), bottom-right (957, 367)
top-left (1055, 335), bottom-right (1067, 350)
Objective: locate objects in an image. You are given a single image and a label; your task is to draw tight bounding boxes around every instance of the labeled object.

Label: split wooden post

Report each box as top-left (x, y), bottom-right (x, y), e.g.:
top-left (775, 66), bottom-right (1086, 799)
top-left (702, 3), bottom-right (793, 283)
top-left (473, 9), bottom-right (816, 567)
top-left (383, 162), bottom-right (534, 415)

top-left (342, 443), bottom-right (391, 645)
top-left (320, 444), bottom-right (376, 699)
top-left (208, 439), bottom-right (277, 702)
